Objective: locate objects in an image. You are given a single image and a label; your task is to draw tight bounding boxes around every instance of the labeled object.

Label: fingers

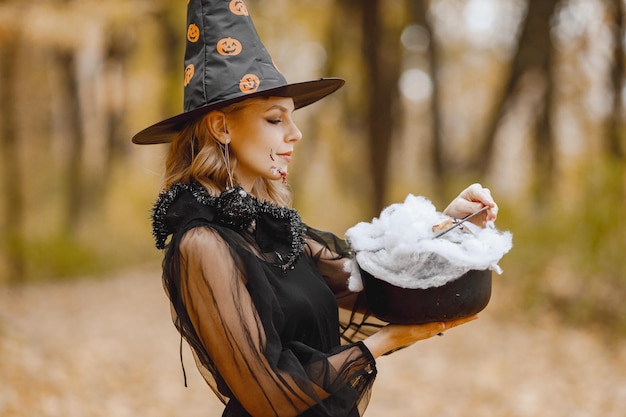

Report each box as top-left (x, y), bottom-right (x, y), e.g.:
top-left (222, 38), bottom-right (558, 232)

top-left (455, 198), bottom-right (486, 216)
top-left (442, 314), bottom-right (479, 330)
top-left (449, 183), bottom-right (499, 224)
top-left (430, 314), bottom-right (479, 337)
top-left (472, 186), bottom-right (498, 222)
top-left (461, 184), bottom-right (495, 207)
top-left (425, 314), bottom-right (479, 338)
top-left (379, 315), bottom-right (479, 354)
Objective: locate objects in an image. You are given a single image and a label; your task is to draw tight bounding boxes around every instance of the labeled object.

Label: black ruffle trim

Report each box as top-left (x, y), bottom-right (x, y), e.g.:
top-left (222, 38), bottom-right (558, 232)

top-left (152, 183), bottom-right (307, 272)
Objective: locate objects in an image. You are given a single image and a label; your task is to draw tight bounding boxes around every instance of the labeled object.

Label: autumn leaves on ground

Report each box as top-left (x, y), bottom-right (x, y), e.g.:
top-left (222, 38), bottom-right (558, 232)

top-left (1, 267), bottom-right (625, 417)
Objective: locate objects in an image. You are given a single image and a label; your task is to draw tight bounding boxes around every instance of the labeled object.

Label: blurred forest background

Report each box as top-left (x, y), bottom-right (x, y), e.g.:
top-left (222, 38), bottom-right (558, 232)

top-left (0, 0), bottom-right (625, 342)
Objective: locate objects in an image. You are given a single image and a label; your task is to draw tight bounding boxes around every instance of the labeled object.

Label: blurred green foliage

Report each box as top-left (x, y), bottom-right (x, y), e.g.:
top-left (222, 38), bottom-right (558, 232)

top-left (497, 158), bottom-right (625, 335)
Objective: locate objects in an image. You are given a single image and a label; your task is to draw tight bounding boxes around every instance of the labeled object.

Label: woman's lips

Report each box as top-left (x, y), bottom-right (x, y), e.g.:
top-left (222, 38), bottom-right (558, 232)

top-left (276, 152), bottom-right (292, 163)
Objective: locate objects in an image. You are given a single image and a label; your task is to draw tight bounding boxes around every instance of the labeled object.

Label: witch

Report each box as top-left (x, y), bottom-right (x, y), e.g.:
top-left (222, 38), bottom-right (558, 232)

top-left (132, 1), bottom-right (498, 416)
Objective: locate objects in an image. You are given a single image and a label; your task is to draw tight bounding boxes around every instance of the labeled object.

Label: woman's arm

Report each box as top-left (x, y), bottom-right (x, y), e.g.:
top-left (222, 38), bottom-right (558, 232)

top-left (179, 227), bottom-right (375, 417)
top-left (180, 227), bottom-right (318, 415)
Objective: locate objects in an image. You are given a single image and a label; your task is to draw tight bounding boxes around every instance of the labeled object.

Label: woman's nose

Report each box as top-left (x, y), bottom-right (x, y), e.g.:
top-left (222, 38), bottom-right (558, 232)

top-left (287, 122), bottom-right (302, 142)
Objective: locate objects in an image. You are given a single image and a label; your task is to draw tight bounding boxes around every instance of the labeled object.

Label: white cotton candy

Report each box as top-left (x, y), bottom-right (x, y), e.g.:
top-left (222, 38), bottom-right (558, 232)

top-left (344, 194), bottom-right (513, 290)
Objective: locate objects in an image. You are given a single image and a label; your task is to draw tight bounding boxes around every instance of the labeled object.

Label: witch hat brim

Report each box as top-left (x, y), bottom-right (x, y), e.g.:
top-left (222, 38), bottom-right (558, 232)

top-left (132, 77), bottom-right (344, 145)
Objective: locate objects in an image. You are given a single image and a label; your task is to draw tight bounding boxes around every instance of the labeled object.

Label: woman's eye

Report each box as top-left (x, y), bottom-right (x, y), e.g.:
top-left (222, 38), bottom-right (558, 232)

top-left (267, 119), bottom-right (282, 125)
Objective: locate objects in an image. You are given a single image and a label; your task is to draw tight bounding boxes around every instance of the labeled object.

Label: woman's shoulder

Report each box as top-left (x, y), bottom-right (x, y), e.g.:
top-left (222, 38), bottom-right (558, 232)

top-left (152, 182), bottom-right (219, 249)
top-left (179, 226), bottom-right (228, 257)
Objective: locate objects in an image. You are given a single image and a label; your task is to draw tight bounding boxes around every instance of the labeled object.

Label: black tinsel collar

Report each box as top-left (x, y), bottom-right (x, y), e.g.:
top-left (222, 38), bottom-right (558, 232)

top-left (152, 183), bottom-right (306, 272)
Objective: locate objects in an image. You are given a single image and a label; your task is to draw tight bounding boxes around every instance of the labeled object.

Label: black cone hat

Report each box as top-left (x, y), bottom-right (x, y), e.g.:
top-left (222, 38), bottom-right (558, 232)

top-left (132, 0), bottom-right (344, 144)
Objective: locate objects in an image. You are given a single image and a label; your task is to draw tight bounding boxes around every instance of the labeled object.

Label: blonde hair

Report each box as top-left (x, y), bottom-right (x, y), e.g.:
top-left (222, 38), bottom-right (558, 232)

top-left (162, 98), bottom-right (293, 207)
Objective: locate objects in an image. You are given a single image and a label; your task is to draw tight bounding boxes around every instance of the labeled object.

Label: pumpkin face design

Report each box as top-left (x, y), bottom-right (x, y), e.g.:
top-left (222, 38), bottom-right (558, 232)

top-left (184, 64), bottom-right (195, 87)
top-left (229, 0), bottom-right (249, 16)
top-left (187, 24), bottom-right (200, 43)
top-left (216, 37), bottom-right (242, 56)
top-left (239, 74), bottom-right (260, 94)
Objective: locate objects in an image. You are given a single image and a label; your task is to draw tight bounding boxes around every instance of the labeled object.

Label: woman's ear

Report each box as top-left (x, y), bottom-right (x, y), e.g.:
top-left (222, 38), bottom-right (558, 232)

top-left (205, 111), bottom-right (230, 144)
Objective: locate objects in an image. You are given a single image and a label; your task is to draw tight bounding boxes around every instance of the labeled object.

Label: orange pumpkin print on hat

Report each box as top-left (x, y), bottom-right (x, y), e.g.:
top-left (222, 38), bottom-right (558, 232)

top-left (216, 37), bottom-right (242, 56)
top-left (229, 0), bottom-right (249, 16)
top-left (187, 24), bottom-right (200, 43)
top-left (132, 0), bottom-right (344, 145)
top-left (239, 74), bottom-right (260, 94)
top-left (183, 64), bottom-right (195, 87)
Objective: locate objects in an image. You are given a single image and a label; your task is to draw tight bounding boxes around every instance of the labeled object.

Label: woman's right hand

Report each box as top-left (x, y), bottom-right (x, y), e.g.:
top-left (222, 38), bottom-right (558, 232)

top-left (443, 183), bottom-right (498, 226)
top-left (363, 315), bottom-right (478, 358)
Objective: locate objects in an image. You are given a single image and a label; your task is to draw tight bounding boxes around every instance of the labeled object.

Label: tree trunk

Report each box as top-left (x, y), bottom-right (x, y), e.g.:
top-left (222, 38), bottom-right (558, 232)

top-left (361, 0), bottom-right (402, 214)
top-left (608, 0), bottom-right (625, 161)
top-left (54, 50), bottom-right (85, 235)
top-left (102, 29), bottom-right (133, 183)
top-left (0, 30), bottom-right (25, 283)
top-left (407, 0), bottom-right (445, 198)
top-left (476, 0), bottom-right (561, 201)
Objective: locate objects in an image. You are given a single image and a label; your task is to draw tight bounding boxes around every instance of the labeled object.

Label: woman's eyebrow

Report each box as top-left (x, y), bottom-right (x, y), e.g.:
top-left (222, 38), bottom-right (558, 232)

top-left (265, 104), bottom-right (292, 113)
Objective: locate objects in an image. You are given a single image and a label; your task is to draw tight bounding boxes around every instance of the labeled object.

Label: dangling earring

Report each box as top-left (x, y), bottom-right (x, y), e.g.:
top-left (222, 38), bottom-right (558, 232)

top-left (218, 139), bottom-right (235, 190)
top-left (218, 113), bottom-right (235, 189)
top-left (190, 135), bottom-right (196, 160)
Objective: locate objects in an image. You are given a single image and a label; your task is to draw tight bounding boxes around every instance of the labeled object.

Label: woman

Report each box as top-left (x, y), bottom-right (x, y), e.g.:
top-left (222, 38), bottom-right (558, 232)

top-left (134, 1), bottom-right (497, 416)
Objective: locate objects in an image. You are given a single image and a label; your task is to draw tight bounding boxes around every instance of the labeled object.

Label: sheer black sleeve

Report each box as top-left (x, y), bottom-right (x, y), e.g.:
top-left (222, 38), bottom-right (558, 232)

top-left (169, 226), bottom-right (377, 417)
top-left (304, 227), bottom-right (386, 344)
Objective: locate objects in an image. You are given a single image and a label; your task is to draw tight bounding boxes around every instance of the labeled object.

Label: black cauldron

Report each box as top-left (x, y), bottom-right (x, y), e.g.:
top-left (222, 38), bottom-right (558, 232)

top-left (360, 268), bottom-right (492, 324)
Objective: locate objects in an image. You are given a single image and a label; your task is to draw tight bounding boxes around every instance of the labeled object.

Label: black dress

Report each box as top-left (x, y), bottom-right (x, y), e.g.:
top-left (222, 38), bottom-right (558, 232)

top-left (152, 183), bottom-right (378, 417)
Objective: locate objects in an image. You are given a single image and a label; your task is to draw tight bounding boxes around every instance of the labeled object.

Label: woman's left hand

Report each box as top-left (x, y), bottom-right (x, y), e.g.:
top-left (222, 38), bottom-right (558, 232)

top-left (443, 183), bottom-right (498, 226)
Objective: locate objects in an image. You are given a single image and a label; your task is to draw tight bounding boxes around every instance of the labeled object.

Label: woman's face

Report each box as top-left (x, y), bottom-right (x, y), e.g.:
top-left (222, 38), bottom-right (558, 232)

top-left (225, 96), bottom-right (302, 190)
